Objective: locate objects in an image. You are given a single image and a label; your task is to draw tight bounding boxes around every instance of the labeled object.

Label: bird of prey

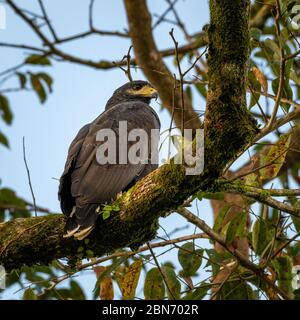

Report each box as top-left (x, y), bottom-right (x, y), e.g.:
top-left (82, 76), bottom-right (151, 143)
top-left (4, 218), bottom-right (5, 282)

top-left (58, 81), bottom-right (160, 240)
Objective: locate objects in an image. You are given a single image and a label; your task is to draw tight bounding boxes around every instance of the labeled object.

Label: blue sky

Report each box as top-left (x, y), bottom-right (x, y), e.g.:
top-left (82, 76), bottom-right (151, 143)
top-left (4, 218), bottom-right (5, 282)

top-left (1, 0), bottom-right (209, 211)
top-left (0, 0), bottom-right (230, 299)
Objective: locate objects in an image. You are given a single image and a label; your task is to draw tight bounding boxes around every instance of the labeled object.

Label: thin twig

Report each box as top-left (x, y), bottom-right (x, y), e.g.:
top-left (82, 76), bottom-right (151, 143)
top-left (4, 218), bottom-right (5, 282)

top-left (89, 0), bottom-right (95, 30)
top-left (170, 28), bottom-right (185, 133)
top-left (152, 0), bottom-right (179, 30)
top-left (248, 84), bottom-right (268, 123)
top-left (22, 137), bottom-right (37, 217)
top-left (271, 231), bottom-right (300, 260)
top-left (177, 207), bottom-right (290, 300)
top-left (37, 0), bottom-right (58, 42)
top-left (125, 45), bottom-right (133, 82)
top-left (166, 0), bottom-right (191, 41)
top-left (147, 242), bottom-right (176, 300)
top-left (167, 74), bottom-right (177, 160)
top-left (36, 233), bottom-right (207, 297)
top-left (113, 46), bottom-right (134, 82)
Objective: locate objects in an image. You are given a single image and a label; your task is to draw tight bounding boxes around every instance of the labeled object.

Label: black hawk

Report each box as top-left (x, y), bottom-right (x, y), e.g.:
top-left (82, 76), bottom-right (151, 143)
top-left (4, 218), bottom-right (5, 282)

top-left (58, 81), bottom-right (160, 240)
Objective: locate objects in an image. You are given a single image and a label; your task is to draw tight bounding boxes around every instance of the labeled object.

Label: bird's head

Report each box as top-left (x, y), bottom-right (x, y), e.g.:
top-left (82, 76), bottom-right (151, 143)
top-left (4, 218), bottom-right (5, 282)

top-left (106, 80), bottom-right (158, 109)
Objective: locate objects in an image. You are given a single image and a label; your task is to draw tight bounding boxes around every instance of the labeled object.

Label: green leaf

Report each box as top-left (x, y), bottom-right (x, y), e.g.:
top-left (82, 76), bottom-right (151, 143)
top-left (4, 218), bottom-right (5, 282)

top-left (290, 68), bottom-right (300, 86)
top-left (23, 265), bottom-right (47, 283)
top-left (102, 209), bottom-right (111, 220)
top-left (0, 131), bottom-right (9, 148)
top-left (23, 288), bottom-right (37, 300)
top-left (55, 288), bottom-right (74, 299)
top-left (178, 242), bottom-right (203, 277)
top-left (183, 284), bottom-right (209, 300)
top-left (264, 38), bottom-right (281, 61)
top-left (144, 268), bottom-right (165, 300)
top-left (292, 215), bottom-right (300, 232)
top-left (283, 0), bottom-right (297, 13)
top-left (236, 211), bottom-right (248, 238)
top-left (0, 95), bottom-right (13, 125)
top-left (197, 191), bottom-right (224, 201)
top-left (17, 72), bottom-right (27, 88)
top-left (25, 54), bottom-right (51, 66)
top-left (259, 133), bottom-right (291, 181)
top-left (195, 83), bottom-right (207, 99)
top-left (93, 256), bottom-right (127, 293)
top-left (225, 211), bottom-right (248, 245)
top-left (101, 203), bottom-right (120, 220)
top-left (258, 40), bottom-right (281, 76)
top-left (272, 256), bottom-right (294, 299)
top-left (70, 280), bottom-right (86, 300)
top-left (291, 203), bottom-right (300, 232)
top-left (284, 56), bottom-right (293, 79)
top-left (0, 188), bottom-right (31, 220)
top-left (213, 205), bottom-right (230, 232)
top-left (205, 192), bottom-right (224, 200)
top-left (37, 72), bottom-right (53, 93)
top-left (250, 27), bottom-right (262, 41)
top-left (5, 270), bottom-right (21, 289)
top-left (0, 188), bottom-right (25, 205)
top-left (112, 204), bottom-right (120, 211)
top-left (205, 249), bottom-right (232, 276)
top-left (217, 280), bottom-right (254, 300)
top-left (162, 265), bottom-right (181, 300)
top-left (30, 73), bottom-right (47, 103)
top-left (185, 86), bottom-right (193, 101)
top-left (294, 288), bottom-right (300, 300)
top-left (252, 219), bottom-right (269, 256)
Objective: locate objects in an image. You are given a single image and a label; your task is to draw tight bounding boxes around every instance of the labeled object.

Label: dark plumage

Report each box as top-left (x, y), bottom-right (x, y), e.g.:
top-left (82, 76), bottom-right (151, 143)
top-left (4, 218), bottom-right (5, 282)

top-left (58, 81), bottom-right (160, 240)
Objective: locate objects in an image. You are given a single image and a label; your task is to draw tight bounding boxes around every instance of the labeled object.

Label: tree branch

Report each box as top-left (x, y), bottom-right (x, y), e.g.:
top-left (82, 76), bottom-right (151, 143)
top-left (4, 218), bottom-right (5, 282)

top-left (177, 207), bottom-right (289, 300)
top-left (124, 0), bottom-right (201, 130)
top-left (0, 0), bottom-right (258, 275)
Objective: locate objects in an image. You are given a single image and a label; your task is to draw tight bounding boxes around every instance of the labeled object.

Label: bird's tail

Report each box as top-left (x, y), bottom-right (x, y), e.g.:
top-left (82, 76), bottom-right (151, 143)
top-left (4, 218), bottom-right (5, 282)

top-left (63, 204), bottom-right (100, 240)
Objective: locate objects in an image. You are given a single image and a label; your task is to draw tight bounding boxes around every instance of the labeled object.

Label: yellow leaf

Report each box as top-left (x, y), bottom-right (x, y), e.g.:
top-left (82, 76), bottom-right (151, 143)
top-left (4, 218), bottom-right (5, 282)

top-left (120, 260), bottom-right (142, 300)
top-left (94, 266), bottom-right (114, 300)
top-left (259, 134), bottom-right (291, 181)
top-left (114, 264), bottom-right (126, 290)
top-left (252, 66), bottom-right (268, 94)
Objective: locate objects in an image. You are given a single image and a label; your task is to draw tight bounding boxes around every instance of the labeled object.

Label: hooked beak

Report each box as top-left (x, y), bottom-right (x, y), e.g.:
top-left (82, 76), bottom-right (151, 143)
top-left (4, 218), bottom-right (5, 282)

top-left (146, 86), bottom-right (158, 100)
top-left (143, 86), bottom-right (158, 100)
top-left (127, 85), bottom-right (158, 100)
top-left (152, 90), bottom-right (158, 100)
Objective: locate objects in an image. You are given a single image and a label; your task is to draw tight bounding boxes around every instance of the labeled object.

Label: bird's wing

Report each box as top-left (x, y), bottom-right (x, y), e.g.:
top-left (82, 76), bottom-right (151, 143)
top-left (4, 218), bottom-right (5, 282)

top-left (58, 123), bottom-right (90, 214)
top-left (60, 101), bottom-right (160, 214)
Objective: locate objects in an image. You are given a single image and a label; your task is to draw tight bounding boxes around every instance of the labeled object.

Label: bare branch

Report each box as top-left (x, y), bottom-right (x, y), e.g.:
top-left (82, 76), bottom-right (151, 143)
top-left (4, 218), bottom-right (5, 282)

top-left (124, 0), bottom-right (201, 130)
top-left (22, 137), bottom-right (37, 217)
top-left (177, 207), bottom-right (289, 300)
top-left (37, 0), bottom-right (58, 42)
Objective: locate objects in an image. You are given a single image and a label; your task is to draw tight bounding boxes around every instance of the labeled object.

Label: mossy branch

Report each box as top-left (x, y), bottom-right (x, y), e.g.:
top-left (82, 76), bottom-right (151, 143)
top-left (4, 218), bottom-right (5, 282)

top-left (0, 0), bottom-right (258, 272)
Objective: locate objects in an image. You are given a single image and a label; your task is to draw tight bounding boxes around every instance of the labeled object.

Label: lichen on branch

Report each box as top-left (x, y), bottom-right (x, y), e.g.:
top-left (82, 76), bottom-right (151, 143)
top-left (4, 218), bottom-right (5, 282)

top-left (0, 0), bottom-right (258, 272)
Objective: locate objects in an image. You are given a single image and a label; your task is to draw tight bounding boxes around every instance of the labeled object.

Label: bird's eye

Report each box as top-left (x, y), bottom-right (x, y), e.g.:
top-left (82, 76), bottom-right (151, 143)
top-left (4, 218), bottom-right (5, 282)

top-left (133, 84), bottom-right (143, 90)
